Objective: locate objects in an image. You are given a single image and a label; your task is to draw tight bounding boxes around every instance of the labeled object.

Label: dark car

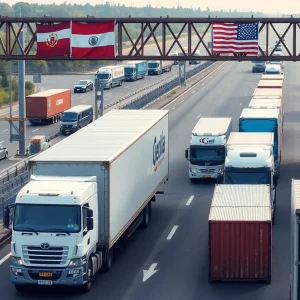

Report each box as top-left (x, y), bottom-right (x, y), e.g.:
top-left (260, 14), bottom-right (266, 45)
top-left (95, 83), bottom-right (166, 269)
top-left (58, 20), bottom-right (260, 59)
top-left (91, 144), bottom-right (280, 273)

top-left (73, 80), bottom-right (93, 93)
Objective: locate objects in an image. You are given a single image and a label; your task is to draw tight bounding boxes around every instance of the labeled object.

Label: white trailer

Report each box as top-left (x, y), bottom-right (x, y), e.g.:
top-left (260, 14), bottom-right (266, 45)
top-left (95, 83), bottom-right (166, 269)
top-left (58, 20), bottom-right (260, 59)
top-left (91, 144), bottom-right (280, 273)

top-left (147, 60), bottom-right (173, 75)
top-left (185, 118), bottom-right (232, 181)
top-left (95, 65), bottom-right (125, 89)
top-left (5, 110), bottom-right (169, 292)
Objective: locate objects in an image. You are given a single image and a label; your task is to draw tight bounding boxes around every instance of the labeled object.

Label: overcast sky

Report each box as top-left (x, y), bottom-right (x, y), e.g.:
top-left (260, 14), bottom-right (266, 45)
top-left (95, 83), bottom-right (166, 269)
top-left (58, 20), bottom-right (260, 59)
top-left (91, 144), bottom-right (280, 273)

top-left (4, 0), bottom-right (299, 14)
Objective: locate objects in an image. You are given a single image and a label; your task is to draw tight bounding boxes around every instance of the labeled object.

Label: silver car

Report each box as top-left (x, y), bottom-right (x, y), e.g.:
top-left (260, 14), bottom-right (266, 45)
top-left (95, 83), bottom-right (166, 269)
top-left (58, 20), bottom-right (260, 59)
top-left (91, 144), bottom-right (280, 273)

top-left (0, 146), bottom-right (8, 159)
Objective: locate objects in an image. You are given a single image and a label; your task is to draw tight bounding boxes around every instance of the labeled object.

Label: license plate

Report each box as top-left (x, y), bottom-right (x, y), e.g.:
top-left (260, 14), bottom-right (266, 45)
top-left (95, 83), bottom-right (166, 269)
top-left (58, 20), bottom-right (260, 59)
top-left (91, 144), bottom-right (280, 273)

top-left (38, 280), bottom-right (52, 285)
top-left (39, 272), bottom-right (52, 277)
top-left (203, 175), bottom-right (211, 178)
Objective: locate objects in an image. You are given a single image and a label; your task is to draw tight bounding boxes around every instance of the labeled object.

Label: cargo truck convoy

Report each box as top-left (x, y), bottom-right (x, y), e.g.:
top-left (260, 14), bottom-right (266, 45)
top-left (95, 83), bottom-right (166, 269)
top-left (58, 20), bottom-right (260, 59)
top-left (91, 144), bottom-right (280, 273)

top-left (147, 60), bottom-right (173, 75)
top-left (26, 89), bottom-right (71, 124)
top-left (185, 118), bottom-right (232, 181)
top-left (4, 109), bottom-right (169, 292)
top-left (239, 108), bottom-right (282, 179)
top-left (223, 132), bottom-right (276, 223)
top-left (124, 61), bottom-right (147, 81)
top-left (95, 65), bottom-right (125, 89)
top-left (209, 184), bottom-right (272, 283)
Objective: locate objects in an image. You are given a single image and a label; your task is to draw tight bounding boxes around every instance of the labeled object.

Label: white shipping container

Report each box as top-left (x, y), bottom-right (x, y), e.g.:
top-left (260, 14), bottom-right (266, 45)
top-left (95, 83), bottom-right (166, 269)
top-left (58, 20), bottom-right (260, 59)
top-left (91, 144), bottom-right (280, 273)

top-left (29, 109), bottom-right (169, 248)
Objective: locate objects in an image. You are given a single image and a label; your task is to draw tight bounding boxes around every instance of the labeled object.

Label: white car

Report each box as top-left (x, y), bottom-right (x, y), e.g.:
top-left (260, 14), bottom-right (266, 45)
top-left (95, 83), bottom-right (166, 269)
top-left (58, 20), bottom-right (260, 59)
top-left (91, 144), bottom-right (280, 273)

top-left (264, 64), bottom-right (282, 74)
top-left (0, 146), bottom-right (8, 159)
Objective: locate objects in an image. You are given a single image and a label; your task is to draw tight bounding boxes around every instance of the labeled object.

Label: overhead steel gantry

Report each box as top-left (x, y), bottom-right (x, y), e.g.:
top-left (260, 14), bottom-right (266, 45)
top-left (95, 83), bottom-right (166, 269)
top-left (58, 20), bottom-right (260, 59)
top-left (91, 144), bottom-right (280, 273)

top-left (0, 17), bottom-right (299, 61)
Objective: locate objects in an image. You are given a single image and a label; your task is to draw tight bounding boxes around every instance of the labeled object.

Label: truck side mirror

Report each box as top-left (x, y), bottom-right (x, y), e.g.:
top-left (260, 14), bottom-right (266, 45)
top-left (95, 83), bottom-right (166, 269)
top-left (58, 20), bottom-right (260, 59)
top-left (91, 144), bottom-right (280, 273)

top-left (4, 204), bottom-right (14, 229)
top-left (46, 139), bottom-right (50, 143)
top-left (185, 149), bottom-right (189, 160)
top-left (87, 209), bottom-right (93, 218)
top-left (87, 218), bottom-right (94, 231)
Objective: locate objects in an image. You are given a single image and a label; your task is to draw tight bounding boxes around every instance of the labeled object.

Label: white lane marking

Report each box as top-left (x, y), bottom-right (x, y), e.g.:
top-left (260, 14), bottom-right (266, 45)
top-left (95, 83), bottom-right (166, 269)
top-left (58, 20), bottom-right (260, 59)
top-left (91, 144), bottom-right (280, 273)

top-left (124, 86), bottom-right (129, 89)
top-left (106, 93), bottom-right (112, 96)
top-left (180, 100), bottom-right (185, 103)
top-left (0, 141), bottom-right (3, 143)
top-left (2, 129), bottom-right (8, 132)
top-left (186, 195), bottom-right (194, 206)
top-left (166, 225), bottom-right (179, 240)
top-left (192, 91), bottom-right (196, 94)
top-left (0, 253), bottom-right (10, 265)
top-left (197, 113), bottom-right (201, 118)
top-left (172, 106), bottom-right (176, 110)
top-left (32, 129), bottom-right (39, 132)
top-left (161, 62), bottom-right (228, 110)
top-left (240, 102), bottom-right (242, 106)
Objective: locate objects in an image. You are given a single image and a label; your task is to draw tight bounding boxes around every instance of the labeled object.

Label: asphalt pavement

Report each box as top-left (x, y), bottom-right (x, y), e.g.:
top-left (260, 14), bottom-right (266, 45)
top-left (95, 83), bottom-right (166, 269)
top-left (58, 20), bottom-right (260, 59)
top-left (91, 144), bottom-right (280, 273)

top-left (0, 55), bottom-right (294, 299)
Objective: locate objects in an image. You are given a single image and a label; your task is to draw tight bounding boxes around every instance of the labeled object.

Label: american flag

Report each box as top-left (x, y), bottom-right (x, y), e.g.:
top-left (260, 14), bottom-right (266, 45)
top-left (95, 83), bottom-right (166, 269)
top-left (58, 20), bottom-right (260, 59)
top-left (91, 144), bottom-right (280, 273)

top-left (212, 22), bottom-right (259, 55)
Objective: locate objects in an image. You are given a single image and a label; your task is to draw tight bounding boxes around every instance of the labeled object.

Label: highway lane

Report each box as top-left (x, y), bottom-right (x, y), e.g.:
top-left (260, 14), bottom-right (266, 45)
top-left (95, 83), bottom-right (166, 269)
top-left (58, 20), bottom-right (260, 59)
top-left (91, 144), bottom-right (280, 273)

top-left (0, 59), bottom-right (292, 300)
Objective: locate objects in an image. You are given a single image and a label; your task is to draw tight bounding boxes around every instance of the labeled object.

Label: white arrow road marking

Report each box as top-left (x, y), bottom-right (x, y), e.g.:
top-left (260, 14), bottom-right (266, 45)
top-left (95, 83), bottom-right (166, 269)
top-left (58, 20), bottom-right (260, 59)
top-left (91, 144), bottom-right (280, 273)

top-left (142, 263), bottom-right (158, 282)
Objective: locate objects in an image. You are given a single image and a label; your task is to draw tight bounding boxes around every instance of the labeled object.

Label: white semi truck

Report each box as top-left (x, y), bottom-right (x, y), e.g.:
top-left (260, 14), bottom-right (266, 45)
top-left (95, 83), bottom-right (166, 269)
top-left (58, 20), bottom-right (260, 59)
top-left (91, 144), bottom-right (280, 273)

top-left (4, 110), bottom-right (169, 292)
top-left (185, 118), bottom-right (232, 181)
top-left (222, 132), bottom-right (277, 223)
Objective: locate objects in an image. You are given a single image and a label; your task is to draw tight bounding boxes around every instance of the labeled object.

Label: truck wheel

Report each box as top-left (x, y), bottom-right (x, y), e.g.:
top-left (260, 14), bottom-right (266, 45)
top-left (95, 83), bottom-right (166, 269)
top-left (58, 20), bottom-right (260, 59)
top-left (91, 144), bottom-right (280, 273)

top-left (110, 84), bottom-right (112, 89)
top-left (119, 81), bottom-right (123, 86)
top-left (81, 258), bottom-right (93, 293)
top-left (141, 203), bottom-right (151, 229)
top-left (15, 284), bottom-right (26, 292)
top-left (103, 248), bottom-right (113, 272)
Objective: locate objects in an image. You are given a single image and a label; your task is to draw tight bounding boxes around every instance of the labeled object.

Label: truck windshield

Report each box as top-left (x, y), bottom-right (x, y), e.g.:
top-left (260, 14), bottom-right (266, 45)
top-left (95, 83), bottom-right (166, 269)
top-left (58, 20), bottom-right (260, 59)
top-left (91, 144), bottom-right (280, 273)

top-left (61, 112), bottom-right (78, 122)
top-left (190, 146), bottom-right (225, 166)
top-left (13, 204), bottom-right (81, 233)
top-left (239, 119), bottom-right (278, 160)
top-left (148, 63), bottom-right (159, 68)
top-left (224, 171), bottom-right (270, 185)
top-left (124, 67), bottom-right (134, 75)
top-left (96, 73), bottom-right (110, 79)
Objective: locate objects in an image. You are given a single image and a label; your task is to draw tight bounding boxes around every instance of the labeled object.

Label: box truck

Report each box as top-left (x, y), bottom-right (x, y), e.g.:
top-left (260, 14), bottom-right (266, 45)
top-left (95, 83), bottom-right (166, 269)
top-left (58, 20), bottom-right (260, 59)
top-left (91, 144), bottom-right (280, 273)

top-left (239, 108), bottom-right (282, 178)
top-left (291, 179), bottom-right (300, 300)
top-left (257, 79), bottom-right (284, 89)
top-left (124, 61), bottom-right (147, 81)
top-left (261, 74), bottom-right (284, 80)
top-left (147, 60), bottom-right (173, 75)
top-left (4, 110), bottom-right (169, 292)
top-left (185, 118), bottom-right (232, 181)
top-left (209, 184), bottom-right (272, 283)
top-left (26, 89), bottom-right (71, 124)
top-left (223, 132), bottom-right (276, 222)
top-left (95, 65), bottom-right (124, 89)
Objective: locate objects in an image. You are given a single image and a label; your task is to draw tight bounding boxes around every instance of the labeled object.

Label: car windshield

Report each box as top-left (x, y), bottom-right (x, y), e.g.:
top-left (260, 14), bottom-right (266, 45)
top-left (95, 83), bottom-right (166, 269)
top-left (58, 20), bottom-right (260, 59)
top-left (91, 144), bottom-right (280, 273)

top-left (61, 112), bottom-right (78, 122)
top-left (224, 171), bottom-right (270, 185)
top-left (96, 73), bottom-right (110, 79)
top-left (190, 146), bottom-right (225, 166)
top-left (13, 204), bottom-right (81, 233)
top-left (269, 61), bottom-right (281, 65)
top-left (77, 80), bottom-right (88, 85)
top-left (148, 63), bottom-right (159, 68)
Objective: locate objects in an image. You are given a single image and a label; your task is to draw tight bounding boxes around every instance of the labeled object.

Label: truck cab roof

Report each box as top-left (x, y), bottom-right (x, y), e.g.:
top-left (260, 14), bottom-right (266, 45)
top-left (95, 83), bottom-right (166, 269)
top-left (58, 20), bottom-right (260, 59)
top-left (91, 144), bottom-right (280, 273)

top-left (225, 145), bottom-right (274, 168)
top-left (16, 175), bottom-right (97, 205)
top-left (192, 118), bottom-right (232, 136)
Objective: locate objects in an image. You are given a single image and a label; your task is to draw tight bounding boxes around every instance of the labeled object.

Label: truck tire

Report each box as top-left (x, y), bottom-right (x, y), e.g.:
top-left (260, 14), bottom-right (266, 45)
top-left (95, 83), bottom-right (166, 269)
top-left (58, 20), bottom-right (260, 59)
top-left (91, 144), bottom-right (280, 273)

top-left (103, 248), bottom-right (113, 272)
top-left (119, 81), bottom-right (123, 86)
top-left (81, 258), bottom-right (93, 293)
top-left (141, 203), bottom-right (151, 229)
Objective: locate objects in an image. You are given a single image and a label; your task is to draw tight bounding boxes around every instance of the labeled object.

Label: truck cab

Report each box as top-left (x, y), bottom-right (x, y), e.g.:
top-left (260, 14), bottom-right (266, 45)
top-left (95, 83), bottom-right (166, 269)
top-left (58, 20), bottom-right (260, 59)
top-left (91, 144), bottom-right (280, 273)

top-left (223, 145), bottom-right (276, 223)
top-left (27, 135), bottom-right (50, 155)
top-left (185, 118), bottom-right (232, 181)
top-left (7, 175), bottom-right (98, 292)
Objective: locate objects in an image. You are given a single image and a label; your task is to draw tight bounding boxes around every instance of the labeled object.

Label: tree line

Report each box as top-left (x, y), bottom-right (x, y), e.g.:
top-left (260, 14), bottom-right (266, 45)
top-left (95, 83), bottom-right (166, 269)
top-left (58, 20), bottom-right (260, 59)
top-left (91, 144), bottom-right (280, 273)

top-left (0, 2), bottom-right (265, 73)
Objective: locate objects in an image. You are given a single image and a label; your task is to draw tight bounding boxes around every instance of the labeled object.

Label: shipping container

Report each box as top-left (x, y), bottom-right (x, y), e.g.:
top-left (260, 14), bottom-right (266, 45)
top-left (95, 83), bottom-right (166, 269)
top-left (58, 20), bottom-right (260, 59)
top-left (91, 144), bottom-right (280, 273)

top-left (26, 89), bottom-right (71, 124)
top-left (209, 184), bottom-right (272, 283)
top-left (261, 74), bottom-right (284, 80)
top-left (257, 79), bottom-right (283, 89)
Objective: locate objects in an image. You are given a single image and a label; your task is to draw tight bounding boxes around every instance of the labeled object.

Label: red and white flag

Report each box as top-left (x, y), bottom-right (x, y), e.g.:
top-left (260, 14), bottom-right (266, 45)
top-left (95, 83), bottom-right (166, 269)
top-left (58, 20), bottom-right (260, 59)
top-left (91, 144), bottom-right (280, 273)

top-left (36, 22), bottom-right (71, 58)
top-left (71, 22), bottom-right (115, 58)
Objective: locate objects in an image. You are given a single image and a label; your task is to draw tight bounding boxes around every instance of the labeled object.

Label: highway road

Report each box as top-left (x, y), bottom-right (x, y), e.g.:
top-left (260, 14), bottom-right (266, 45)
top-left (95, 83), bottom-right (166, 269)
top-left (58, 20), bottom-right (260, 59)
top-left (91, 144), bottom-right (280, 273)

top-left (0, 34), bottom-right (211, 170)
top-left (0, 54), bottom-right (294, 299)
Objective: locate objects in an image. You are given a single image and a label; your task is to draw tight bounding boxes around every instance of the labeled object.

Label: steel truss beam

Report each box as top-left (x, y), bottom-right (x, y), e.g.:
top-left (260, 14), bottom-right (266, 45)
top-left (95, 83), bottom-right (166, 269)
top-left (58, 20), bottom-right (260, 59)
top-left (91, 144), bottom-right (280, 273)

top-left (0, 17), bottom-right (299, 61)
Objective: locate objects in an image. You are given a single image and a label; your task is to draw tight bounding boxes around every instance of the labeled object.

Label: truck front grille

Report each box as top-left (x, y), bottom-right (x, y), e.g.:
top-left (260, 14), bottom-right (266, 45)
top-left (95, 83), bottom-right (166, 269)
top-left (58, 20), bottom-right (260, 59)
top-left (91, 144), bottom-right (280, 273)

top-left (199, 168), bottom-right (217, 173)
top-left (22, 246), bottom-right (69, 266)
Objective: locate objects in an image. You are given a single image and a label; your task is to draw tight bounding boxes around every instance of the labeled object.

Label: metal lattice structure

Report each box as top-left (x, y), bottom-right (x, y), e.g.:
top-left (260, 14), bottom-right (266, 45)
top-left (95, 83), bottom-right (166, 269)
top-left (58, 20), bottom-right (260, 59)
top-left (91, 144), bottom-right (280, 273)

top-left (0, 17), bottom-right (299, 61)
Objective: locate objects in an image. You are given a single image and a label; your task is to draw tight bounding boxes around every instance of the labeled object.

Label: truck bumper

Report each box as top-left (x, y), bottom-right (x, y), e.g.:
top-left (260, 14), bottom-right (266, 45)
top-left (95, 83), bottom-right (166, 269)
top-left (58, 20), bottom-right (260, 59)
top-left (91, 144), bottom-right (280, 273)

top-left (189, 171), bottom-right (219, 179)
top-left (148, 70), bottom-right (159, 75)
top-left (10, 264), bottom-right (86, 286)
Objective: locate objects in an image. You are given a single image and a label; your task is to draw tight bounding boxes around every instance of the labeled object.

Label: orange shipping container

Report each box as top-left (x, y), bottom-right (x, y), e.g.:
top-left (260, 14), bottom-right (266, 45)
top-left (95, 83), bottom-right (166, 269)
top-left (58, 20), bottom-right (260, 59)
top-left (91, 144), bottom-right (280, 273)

top-left (208, 185), bottom-right (272, 283)
top-left (26, 89), bottom-right (71, 123)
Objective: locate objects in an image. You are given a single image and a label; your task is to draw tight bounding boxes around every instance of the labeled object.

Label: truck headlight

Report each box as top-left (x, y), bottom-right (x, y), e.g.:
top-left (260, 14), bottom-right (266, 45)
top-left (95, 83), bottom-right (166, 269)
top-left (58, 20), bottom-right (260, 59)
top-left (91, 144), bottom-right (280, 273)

top-left (12, 256), bottom-right (23, 265)
top-left (72, 124), bottom-right (77, 128)
top-left (189, 168), bottom-right (197, 174)
top-left (69, 255), bottom-right (86, 267)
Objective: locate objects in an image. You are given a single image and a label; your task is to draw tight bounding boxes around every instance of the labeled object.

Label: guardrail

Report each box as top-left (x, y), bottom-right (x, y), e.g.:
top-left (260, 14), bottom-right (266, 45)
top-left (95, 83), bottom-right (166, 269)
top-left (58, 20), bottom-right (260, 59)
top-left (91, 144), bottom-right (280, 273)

top-left (0, 60), bottom-right (215, 227)
top-left (120, 61), bottom-right (213, 109)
